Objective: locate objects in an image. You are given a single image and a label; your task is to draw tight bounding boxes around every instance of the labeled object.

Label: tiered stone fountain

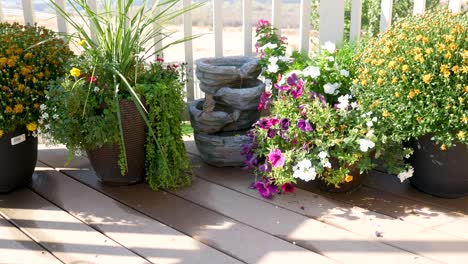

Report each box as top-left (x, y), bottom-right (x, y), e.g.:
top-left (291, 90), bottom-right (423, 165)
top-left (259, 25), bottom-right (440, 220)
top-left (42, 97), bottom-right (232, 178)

top-left (189, 56), bottom-right (264, 167)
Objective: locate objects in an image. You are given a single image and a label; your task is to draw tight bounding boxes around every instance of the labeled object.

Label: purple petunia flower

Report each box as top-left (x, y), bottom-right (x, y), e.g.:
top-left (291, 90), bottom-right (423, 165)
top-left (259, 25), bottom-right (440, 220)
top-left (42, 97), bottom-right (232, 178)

top-left (280, 118), bottom-right (290, 130)
top-left (274, 83), bottom-right (290, 91)
top-left (268, 149), bottom-right (286, 168)
top-left (310, 91), bottom-right (318, 100)
top-left (254, 181), bottom-right (272, 199)
top-left (267, 128), bottom-right (278, 139)
top-left (287, 73), bottom-right (299, 86)
top-left (245, 155), bottom-right (258, 169)
top-left (257, 118), bottom-right (273, 130)
top-left (290, 85), bottom-right (304, 99)
top-left (297, 119), bottom-right (313, 132)
top-left (318, 94), bottom-right (327, 103)
top-left (257, 91), bottom-right (272, 111)
top-left (259, 163), bottom-right (271, 173)
top-left (267, 183), bottom-right (279, 195)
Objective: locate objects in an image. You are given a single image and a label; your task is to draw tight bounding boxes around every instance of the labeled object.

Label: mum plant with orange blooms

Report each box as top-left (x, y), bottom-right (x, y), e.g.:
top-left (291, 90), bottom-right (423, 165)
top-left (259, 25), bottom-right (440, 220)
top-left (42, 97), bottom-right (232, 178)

top-left (0, 22), bottom-right (72, 138)
top-left (352, 10), bottom-right (467, 179)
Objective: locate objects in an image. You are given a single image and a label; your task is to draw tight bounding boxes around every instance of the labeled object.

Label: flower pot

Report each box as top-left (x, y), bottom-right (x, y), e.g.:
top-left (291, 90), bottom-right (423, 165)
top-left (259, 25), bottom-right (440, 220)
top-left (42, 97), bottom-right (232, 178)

top-left (86, 99), bottom-right (146, 185)
top-left (315, 170), bottom-right (367, 193)
top-left (409, 135), bottom-right (468, 198)
top-left (0, 129), bottom-right (38, 193)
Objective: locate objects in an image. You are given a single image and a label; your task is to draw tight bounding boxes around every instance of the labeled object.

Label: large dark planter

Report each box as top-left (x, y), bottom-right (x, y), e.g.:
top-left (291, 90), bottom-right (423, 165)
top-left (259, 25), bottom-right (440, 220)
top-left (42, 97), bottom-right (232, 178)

top-left (87, 99), bottom-right (146, 185)
top-left (409, 135), bottom-right (468, 198)
top-left (0, 129), bottom-right (38, 193)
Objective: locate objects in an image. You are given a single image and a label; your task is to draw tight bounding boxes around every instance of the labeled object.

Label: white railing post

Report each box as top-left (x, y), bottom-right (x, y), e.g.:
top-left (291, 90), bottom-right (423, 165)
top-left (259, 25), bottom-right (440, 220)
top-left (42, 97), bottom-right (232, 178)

top-left (413, 0), bottom-right (426, 15)
top-left (213, 0), bottom-right (223, 57)
top-left (87, 0), bottom-right (97, 40)
top-left (242, 0), bottom-right (252, 56)
top-left (153, 0), bottom-right (163, 57)
top-left (272, 0), bottom-right (281, 34)
top-left (21, 0), bottom-right (35, 25)
top-left (0, 1), bottom-right (4, 21)
top-left (349, 0), bottom-right (362, 41)
top-left (319, 0), bottom-right (345, 45)
top-left (379, 0), bottom-right (393, 32)
top-left (448, 0), bottom-right (461, 13)
top-left (299, 0), bottom-right (311, 54)
top-left (183, 0), bottom-right (195, 102)
top-left (56, 0), bottom-right (68, 33)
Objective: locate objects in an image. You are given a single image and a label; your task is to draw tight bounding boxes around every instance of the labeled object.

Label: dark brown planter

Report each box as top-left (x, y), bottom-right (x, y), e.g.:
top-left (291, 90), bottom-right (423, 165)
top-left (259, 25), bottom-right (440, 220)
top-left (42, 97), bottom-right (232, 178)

top-left (0, 129), bottom-right (38, 193)
top-left (87, 99), bottom-right (146, 185)
top-left (409, 135), bottom-right (468, 198)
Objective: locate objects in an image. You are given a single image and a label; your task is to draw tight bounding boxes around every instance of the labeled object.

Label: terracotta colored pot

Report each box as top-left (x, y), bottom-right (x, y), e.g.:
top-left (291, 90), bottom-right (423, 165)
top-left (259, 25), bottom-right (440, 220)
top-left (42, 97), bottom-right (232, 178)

top-left (0, 129), bottom-right (38, 193)
top-left (409, 135), bottom-right (468, 198)
top-left (86, 99), bottom-right (146, 185)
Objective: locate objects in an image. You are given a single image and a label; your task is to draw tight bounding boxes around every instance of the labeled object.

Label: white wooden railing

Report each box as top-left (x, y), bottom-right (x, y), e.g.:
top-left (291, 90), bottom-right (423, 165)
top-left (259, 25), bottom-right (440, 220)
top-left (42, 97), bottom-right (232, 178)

top-left (0, 0), bottom-right (463, 102)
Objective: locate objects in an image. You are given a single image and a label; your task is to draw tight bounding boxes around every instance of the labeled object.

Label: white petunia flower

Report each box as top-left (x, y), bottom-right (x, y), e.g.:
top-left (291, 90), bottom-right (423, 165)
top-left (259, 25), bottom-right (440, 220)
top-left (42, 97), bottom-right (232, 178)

top-left (322, 41), bottom-right (336, 54)
top-left (336, 94), bottom-right (351, 110)
top-left (302, 66), bottom-right (320, 78)
top-left (366, 129), bottom-right (375, 138)
top-left (41, 113), bottom-right (49, 119)
top-left (328, 56), bottom-right (335, 62)
top-left (296, 159), bottom-right (312, 170)
top-left (397, 167), bottom-right (414, 182)
top-left (323, 82), bottom-right (341, 95)
top-left (260, 43), bottom-right (278, 51)
top-left (340, 69), bottom-right (350, 77)
top-left (322, 161), bottom-right (332, 168)
top-left (366, 121), bottom-right (373, 127)
top-left (267, 64), bottom-right (279, 73)
top-left (358, 138), bottom-right (375, 152)
top-left (293, 167), bottom-right (317, 182)
top-left (318, 151), bottom-right (329, 160)
top-left (40, 104), bottom-right (47, 111)
top-left (350, 102), bottom-right (358, 109)
top-left (372, 117), bottom-right (378, 122)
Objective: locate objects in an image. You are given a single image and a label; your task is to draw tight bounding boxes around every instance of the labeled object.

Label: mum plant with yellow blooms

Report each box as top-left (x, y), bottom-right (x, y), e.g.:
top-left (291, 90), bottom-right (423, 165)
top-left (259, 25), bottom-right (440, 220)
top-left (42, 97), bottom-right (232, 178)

top-left (353, 10), bottom-right (468, 197)
top-left (0, 22), bottom-right (72, 192)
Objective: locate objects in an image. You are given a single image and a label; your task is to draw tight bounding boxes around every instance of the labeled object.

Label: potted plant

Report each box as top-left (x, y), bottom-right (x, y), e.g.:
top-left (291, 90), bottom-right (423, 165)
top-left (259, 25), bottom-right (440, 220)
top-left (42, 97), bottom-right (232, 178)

top-left (0, 22), bottom-right (72, 192)
top-left (244, 22), bottom-right (388, 198)
top-left (43, 0), bottom-right (199, 189)
top-left (352, 10), bottom-right (467, 198)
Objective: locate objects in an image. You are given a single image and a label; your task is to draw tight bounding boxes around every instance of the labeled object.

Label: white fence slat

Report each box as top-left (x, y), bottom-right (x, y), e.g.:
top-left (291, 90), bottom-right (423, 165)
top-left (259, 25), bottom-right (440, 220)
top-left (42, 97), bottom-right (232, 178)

top-left (153, 0), bottom-right (163, 57)
top-left (319, 0), bottom-right (345, 45)
top-left (87, 0), bottom-right (97, 40)
top-left (379, 0), bottom-right (393, 32)
top-left (56, 0), bottom-right (67, 33)
top-left (242, 0), bottom-right (252, 56)
top-left (0, 1), bottom-right (4, 21)
top-left (272, 0), bottom-right (281, 34)
top-left (183, 0), bottom-right (195, 102)
top-left (299, 0), bottom-right (311, 54)
top-left (349, 0), bottom-right (362, 41)
top-left (213, 0), bottom-right (223, 57)
top-left (449, 0), bottom-right (462, 13)
top-left (413, 0), bottom-right (426, 15)
top-left (21, 0), bottom-right (34, 25)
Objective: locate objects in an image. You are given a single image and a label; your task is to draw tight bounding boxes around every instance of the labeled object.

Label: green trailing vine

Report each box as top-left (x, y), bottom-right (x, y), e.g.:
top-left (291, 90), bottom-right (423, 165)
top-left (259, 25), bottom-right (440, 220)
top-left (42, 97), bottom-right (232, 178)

top-left (137, 62), bottom-right (192, 190)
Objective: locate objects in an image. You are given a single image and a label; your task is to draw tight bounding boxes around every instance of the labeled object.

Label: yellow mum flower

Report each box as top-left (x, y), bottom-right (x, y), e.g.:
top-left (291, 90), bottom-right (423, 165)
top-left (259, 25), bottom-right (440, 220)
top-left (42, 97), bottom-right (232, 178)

top-left (452, 65), bottom-right (460, 73)
top-left (398, 56), bottom-right (405, 63)
top-left (26, 122), bottom-right (37, 132)
top-left (395, 91), bottom-right (400, 97)
top-left (425, 48), bottom-right (433, 55)
top-left (383, 111), bottom-right (391, 117)
top-left (345, 175), bottom-right (353, 183)
top-left (462, 50), bottom-right (468, 59)
top-left (414, 89), bottom-right (421, 95)
top-left (443, 34), bottom-right (454, 42)
top-left (416, 116), bottom-right (423, 122)
top-left (444, 52), bottom-right (452, 59)
top-left (392, 77), bottom-right (398, 84)
top-left (448, 43), bottom-right (458, 51)
top-left (440, 144), bottom-right (447, 151)
top-left (414, 53), bottom-right (425, 63)
top-left (437, 43), bottom-right (446, 52)
top-left (70, 67), bottom-right (81, 77)
top-left (361, 79), bottom-right (368, 86)
top-left (5, 106), bottom-right (13, 113)
top-left (408, 91), bottom-right (415, 99)
top-left (388, 61), bottom-right (396, 69)
top-left (377, 78), bottom-right (384, 85)
top-left (402, 65), bottom-right (409, 72)
top-left (13, 104), bottom-right (24, 113)
top-left (378, 69), bottom-right (386, 76)
top-left (440, 64), bottom-right (450, 73)
top-left (24, 52), bottom-right (33, 60)
top-left (422, 74), bottom-right (432, 84)
top-left (352, 79), bottom-right (359, 84)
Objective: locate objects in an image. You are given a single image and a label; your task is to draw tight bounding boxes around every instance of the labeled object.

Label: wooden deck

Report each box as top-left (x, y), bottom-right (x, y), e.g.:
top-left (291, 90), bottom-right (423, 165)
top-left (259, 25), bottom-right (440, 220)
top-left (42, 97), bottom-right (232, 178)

top-left (1, 138), bottom-right (468, 264)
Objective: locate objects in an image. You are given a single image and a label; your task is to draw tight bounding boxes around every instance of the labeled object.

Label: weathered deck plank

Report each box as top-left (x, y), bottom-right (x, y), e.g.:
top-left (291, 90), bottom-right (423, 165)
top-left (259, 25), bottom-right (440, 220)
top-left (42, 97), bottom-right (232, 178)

top-left (0, 215), bottom-right (62, 264)
top-left (61, 169), bottom-right (337, 264)
top-left (31, 169), bottom-right (241, 264)
top-left (0, 189), bottom-right (150, 264)
top-left (188, 154), bottom-right (468, 264)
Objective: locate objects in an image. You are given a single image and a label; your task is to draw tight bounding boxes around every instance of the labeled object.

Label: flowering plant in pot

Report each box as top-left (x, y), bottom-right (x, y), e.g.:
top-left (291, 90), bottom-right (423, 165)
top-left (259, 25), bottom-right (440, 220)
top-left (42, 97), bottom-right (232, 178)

top-left (244, 39), bottom-right (389, 198)
top-left (43, 0), bottom-right (200, 189)
top-left (0, 22), bottom-right (72, 192)
top-left (352, 10), bottom-right (468, 197)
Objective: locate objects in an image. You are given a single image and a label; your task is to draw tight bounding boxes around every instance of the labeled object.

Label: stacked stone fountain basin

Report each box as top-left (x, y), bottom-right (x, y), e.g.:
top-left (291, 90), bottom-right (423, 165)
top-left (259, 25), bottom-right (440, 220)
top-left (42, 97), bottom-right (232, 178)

top-left (189, 56), bottom-right (264, 167)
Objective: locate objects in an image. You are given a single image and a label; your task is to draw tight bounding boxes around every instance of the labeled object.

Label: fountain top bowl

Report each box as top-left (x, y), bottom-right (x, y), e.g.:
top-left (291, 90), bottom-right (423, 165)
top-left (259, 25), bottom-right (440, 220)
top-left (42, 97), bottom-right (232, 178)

top-left (195, 56), bottom-right (261, 80)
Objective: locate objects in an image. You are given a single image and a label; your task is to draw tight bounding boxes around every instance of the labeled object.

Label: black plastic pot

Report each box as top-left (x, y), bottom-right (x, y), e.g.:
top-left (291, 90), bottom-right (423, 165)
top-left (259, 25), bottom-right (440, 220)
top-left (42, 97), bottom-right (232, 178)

top-left (86, 99), bottom-right (146, 185)
top-left (0, 129), bottom-right (38, 193)
top-left (409, 135), bottom-right (468, 198)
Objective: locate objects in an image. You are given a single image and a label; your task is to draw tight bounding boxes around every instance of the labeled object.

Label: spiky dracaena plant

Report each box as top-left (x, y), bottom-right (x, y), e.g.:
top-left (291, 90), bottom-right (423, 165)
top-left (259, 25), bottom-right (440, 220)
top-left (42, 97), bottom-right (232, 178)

top-left (49, 0), bottom-right (202, 173)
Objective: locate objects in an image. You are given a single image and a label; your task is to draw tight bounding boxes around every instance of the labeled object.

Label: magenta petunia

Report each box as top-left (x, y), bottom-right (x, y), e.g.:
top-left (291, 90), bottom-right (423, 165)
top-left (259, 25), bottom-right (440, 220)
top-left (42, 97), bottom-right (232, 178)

top-left (254, 181), bottom-right (272, 199)
top-left (281, 183), bottom-right (295, 193)
top-left (268, 149), bottom-right (286, 168)
top-left (290, 85), bottom-right (304, 99)
top-left (257, 91), bottom-right (272, 111)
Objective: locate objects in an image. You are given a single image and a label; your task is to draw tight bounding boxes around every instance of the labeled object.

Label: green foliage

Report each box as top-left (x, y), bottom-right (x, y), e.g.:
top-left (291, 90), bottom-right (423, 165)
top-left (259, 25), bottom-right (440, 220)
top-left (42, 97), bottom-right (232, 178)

top-left (0, 22), bottom-right (72, 135)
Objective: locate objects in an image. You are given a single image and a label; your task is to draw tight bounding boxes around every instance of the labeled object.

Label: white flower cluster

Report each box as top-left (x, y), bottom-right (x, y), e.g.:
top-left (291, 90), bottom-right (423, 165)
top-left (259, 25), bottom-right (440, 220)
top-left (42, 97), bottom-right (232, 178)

top-left (260, 42), bottom-right (278, 52)
top-left (358, 138), bottom-right (375, 152)
top-left (318, 151), bottom-right (331, 168)
top-left (397, 167), bottom-right (414, 182)
top-left (303, 66), bottom-right (320, 78)
top-left (323, 82), bottom-right (341, 95)
top-left (38, 103), bottom-right (58, 131)
top-left (293, 159), bottom-right (317, 182)
top-left (322, 41), bottom-right (336, 54)
top-left (336, 94), bottom-right (357, 110)
top-left (267, 57), bottom-right (279, 73)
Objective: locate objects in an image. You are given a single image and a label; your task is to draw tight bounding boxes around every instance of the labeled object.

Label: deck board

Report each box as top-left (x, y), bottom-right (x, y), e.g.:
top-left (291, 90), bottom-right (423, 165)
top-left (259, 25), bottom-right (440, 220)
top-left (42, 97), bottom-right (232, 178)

top-left (0, 189), bottom-right (150, 264)
top-left (187, 154), bottom-right (468, 264)
top-left (30, 169), bottom-right (241, 264)
top-left (0, 215), bottom-right (62, 264)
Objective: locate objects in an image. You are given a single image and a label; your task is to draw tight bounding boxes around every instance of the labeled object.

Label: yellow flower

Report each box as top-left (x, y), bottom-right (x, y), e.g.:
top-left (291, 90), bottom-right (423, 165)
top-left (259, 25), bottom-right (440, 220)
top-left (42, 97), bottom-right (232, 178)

top-left (402, 65), bottom-right (409, 72)
top-left (70, 67), bottom-right (81, 77)
top-left (443, 34), bottom-right (454, 42)
top-left (398, 56), bottom-right (405, 63)
top-left (414, 53), bottom-right (425, 63)
top-left (78, 39), bottom-right (86, 46)
top-left (352, 79), bottom-right (359, 84)
top-left (17, 84), bottom-right (25, 92)
top-left (13, 104), bottom-right (24, 113)
top-left (26, 122), bottom-right (37, 132)
top-left (414, 89), bottom-right (421, 95)
top-left (391, 77), bottom-right (398, 84)
top-left (458, 131), bottom-right (466, 140)
top-left (345, 175), bottom-right (353, 183)
top-left (377, 78), bottom-right (384, 85)
top-left (440, 64), bottom-right (450, 73)
top-left (5, 106), bottom-right (13, 113)
top-left (422, 74), bottom-right (432, 84)
top-left (0, 130), bottom-right (3, 138)
top-left (448, 43), bottom-right (458, 51)
top-left (388, 61), bottom-right (396, 69)
top-left (416, 116), bottom-right (423, 122)
top-left (452, 65), bottom-right (460, 73)
top-left (462, 50), bottom-right (468, 59)
top-left (408, 90), bottom-right (415, 99)
top-left (463, 116), bottom-right (468, 124)
top-left (440, 144), bottom-right (447, 151)
top-left (394, 91), bottom-right (400, 97)
top-left (437, 43), bottom-right (446, 52)
top-left (459, 97), bottom-right (465, 104)
top-left (413, 47), bottom-right (422, 54)
top-left (464, 86), bottom-right (468, 93)
top-left (361, 79), bottom-right (368, 86)
top-left (383, 111), bottom-right (391, 117)
top-left (378, 69), bottom-right (386, 76)
top-left (24, 52), bottom-right (33, 60)
top-left (444, 52), bottom-right (452, 59)
top-left (415, 35), bottom-right (423, 41)
top-left (425, 48), bottom-right (433, 55)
